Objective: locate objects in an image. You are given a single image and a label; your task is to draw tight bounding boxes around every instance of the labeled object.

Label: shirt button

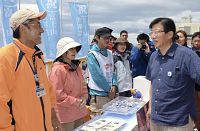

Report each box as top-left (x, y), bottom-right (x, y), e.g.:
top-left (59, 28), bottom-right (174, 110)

top-left (162, 57), bottom-right (164, 59)
top-left (158, 79), bottom-right (160, 81)
top-left (156, 89), bottom-right (159, 92)
top-left (155, 100), bottom-right (158, 103)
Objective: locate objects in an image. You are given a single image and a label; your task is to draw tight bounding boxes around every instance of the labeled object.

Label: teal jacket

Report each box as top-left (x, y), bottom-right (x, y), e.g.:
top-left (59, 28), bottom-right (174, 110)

top-left (87, 44), bottom-right (117, 96)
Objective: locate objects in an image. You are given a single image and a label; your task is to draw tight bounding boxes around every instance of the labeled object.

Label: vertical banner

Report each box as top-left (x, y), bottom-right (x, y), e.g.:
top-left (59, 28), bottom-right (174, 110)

top-left (36, 0), bottom-right (61, 60)
top-left (69, 2), bottom-right (89, 58)
top-left (0, 0), bottom-right (17, 47)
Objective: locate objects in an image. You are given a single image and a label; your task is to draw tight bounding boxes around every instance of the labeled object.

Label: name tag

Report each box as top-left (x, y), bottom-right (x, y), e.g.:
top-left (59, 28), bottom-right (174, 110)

top-left (36, 86), bottom-right (46, 97)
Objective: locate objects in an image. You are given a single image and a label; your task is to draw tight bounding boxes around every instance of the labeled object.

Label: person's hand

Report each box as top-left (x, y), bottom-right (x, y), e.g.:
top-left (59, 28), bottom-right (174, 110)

top-left (75, 97), bottom-right (86, 109)
top-left (137, 43), bottom-right (142, 49)
top-left (143, 42), bottom-right (150, 53)
top-left (79, 97), bottom-right (86, 109)
top-left (75, 98), bottom-right (82, 108)
top-left (108, 86), bottom-right (117, 99)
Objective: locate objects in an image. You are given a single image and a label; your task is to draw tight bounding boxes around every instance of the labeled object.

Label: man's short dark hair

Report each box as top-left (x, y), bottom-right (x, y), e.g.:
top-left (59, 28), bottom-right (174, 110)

top-left (149, 17), bottom-right (176, 40)
top-left (192, 32), bottom-right (200, 40)
top-left (137, 33), bottom-right (150, 42)
top-left (13, 27), bottom-right (20, 39)
top-left (120, 30), bottom-right (128, 36)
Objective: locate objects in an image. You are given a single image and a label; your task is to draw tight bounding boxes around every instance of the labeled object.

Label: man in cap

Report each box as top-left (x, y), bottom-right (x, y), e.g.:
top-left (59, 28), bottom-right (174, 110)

top-left (87, 27), bottom-right (117, 116)
top-left (0, 9), bottom-right (57, 131)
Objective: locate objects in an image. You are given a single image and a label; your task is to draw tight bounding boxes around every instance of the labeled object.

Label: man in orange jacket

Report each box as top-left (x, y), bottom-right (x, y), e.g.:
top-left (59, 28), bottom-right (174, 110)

top-left (0, 9), bottom-right (58, 131)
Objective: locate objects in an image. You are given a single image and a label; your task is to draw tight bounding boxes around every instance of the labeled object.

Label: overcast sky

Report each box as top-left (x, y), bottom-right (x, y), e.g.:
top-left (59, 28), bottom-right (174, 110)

top-left (1, 0), bottom-right (200, 44)
top-left (88, 0), bottom-right (200, 43)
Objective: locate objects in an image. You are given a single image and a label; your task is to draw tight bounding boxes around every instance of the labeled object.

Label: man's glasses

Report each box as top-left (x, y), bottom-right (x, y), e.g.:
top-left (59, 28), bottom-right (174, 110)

top-left (23, 20), bottom-right (42, 28)
top-left (101, 36), bottom-right (110, 40)
top-left (149, 30), bottom-right (165, 36)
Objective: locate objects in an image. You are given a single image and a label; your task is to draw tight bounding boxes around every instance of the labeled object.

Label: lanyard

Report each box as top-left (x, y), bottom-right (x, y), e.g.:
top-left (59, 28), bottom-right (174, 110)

top-left (24, 55), bottom-right (37, 75)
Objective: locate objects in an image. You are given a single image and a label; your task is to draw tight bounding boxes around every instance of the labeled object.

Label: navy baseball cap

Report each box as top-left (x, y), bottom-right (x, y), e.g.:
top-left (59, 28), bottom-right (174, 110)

top-left (95, 27), bottom-right (113, 38)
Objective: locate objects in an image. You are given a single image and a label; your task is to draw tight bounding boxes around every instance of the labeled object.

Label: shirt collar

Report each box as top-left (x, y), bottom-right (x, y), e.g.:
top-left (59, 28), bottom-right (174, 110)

top-left (157, 42), bottom-right (177, 57)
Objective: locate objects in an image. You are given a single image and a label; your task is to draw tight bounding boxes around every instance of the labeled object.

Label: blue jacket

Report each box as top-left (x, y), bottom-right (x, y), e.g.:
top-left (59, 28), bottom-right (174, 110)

top-left (130, 42), bottom-right (155, 78)
top-left (87, 44), bottom-right (117, 96)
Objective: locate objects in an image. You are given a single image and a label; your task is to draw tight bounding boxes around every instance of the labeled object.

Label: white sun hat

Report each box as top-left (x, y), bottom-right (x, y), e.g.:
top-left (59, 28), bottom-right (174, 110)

top-left (56, 37), bottom-right (82, 59)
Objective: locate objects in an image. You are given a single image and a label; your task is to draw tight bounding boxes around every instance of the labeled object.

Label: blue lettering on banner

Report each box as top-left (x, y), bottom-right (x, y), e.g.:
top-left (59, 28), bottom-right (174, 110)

top-left (36, 0), bottom-right (61, 60)
top-left (69, 2), bottom-right (90, 58)
top-left (0, 0), bottom-right (17, 47)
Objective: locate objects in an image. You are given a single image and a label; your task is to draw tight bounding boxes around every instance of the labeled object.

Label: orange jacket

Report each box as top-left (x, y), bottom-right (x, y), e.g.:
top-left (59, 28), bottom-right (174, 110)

top-left (0, 39), bottom-right (56, 131)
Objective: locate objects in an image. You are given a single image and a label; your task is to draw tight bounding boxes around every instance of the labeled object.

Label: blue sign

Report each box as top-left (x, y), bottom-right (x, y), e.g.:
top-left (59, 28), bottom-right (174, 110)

top-left (0, 0), bottom-right (17, 47)
top-left (36, 0), bottom-right (61, 60)
top-left (69, 2), bottom-right (90, 58)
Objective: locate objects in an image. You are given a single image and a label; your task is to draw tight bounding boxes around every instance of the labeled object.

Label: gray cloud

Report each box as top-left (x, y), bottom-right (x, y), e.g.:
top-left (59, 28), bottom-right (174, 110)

top-left (84, 0), bottom-right (200, 42)
top-left (0, 0), bottom-right (199, 44)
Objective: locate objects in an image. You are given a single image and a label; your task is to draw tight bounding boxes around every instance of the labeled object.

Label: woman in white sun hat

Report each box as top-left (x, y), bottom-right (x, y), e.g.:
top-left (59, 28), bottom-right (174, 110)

top-left (49, 37), bottom-right (89, 131)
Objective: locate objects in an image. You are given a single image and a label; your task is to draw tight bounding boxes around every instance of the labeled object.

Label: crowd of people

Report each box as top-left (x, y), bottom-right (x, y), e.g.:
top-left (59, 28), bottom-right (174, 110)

top-left (0, 8), bottom-right (200, 131)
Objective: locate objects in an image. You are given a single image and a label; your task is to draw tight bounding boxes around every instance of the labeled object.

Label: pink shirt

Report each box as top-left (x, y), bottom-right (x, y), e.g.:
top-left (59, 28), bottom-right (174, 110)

top-left (49, 62), bottom-right (88, 123)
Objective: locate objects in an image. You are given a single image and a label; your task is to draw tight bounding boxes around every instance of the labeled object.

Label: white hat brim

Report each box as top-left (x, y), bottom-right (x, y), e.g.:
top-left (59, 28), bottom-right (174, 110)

top-left (56, 41), bottom-right (82, 59)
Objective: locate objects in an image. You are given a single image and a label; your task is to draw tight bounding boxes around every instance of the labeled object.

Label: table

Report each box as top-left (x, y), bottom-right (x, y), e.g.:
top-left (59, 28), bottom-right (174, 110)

top-left (75, 97), bottom-right (147, 131)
